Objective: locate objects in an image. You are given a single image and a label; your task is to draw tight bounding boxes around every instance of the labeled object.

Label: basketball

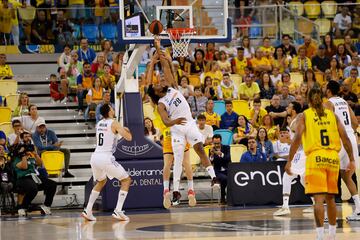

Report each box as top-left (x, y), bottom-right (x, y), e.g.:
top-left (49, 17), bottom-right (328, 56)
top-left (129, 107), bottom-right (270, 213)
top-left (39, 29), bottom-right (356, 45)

top-left (149, 20), bottom-right (164, 35)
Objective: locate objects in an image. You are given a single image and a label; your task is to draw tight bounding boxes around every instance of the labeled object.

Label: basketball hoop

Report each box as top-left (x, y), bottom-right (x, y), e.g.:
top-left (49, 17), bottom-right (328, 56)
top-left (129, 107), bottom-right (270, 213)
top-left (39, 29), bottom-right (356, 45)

top-left (167, 28), bottom-right (195, 58)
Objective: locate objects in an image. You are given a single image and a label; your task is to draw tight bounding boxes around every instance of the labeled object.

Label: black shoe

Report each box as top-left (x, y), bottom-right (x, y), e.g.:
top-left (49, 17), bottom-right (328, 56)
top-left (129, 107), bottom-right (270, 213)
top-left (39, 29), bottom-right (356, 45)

top-left (63, 171), bottom-right (75, 178)
top-left (172, 191), bottom-right (181, 206)
top-left (211, 177), bottom-right (220, 189)
top-left (220, 198), bottom-right (227, 205)
top-left (347, 198), bottom-right (355, 204)
top-left (335, 197), bottom-right (342, 203)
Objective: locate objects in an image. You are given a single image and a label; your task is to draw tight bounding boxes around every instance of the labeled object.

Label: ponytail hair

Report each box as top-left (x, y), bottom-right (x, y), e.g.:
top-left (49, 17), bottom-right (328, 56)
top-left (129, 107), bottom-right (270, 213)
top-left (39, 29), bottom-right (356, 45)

top-left (308, 87), bottom-right (325, 119)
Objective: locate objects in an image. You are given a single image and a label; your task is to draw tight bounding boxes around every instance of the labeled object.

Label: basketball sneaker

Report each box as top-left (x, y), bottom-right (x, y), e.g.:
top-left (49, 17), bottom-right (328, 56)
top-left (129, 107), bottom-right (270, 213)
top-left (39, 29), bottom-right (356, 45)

top-left (188, 189), bottom-right (197, 207)
top-left (112, 210), bottom-right (129, 221)
top-left (172, 191), bottom-right (181, 206)
top-left (273, 207), bottom-right (291, 216)
top-left (302, 207), bottom-right (314, 213)
top-left (18, 209), bottom-right (26, 217)
top-left (211, 177), bottom-right (220, 189)
top-left (81, 210), bottom-right (96, 221)
top-left (40, 205), bottom-right (52, 215)
top-left (346, 211), bottom-right (360, 221)
top-left (163, 189), bottom-right (172, 209)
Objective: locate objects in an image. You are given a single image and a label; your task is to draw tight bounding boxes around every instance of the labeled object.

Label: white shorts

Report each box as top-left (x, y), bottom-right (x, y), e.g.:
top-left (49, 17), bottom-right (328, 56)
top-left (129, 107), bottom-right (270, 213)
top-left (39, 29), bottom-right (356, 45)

top-left (339, 132), bottom-right (359, 170)
top-left (171, 120), bottom-right (203, 148)
top-left (291, 149), bottom-right (306, 176)
top-left (90, 152), bottom-right (129, 181)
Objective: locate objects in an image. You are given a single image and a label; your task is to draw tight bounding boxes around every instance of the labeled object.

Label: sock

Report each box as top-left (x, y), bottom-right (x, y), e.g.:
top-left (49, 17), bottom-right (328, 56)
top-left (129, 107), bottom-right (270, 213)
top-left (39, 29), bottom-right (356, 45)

top-left (352, 195), bottom-right (360, 212)
top-left (206, 166), bottom-right (216, 179)
top-left (316, 227), bottom-right (324, 239)
top-left (115, 190), bottom-right (128, 212)
top-left (86, 190), bottom-right (100, 214)
top-left (283, 196), bottom-right (289, 208)
top-left (328, 224), bottom-right (336, 237)
top-left (173, 152), bottom-right (183, 192)
top-left (163, 180), bottom-right (170, 191)
top-left (311, 197), bottom-right (315, 205)
top-left (187, 180), bottom-right (194, 190)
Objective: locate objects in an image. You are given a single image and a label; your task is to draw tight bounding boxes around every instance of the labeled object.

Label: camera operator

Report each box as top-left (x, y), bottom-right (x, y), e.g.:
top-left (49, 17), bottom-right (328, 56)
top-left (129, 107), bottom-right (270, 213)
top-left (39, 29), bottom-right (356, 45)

top-left (12, 131), bottom-right (56, 217)
top-left (209, 134), bottom-right (231, 204)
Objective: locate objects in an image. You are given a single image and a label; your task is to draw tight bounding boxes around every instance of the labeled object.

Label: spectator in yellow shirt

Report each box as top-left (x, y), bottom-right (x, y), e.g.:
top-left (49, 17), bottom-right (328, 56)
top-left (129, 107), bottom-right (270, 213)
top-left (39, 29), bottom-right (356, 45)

top-left (0, 0), bottom-right (15, 45)
top-left (272, 47), bottom-right (289, 73)
top-left (344, 68), bottom-right (360, 97)
top-left (231, 47), bottom-right (249, 76)
top-left (0, 54), bottom-right (14, 79)
top-left (203, 61), bottom-right (223, 87)
top-left (239, 74), bottom-right (260, 100)
top-left (250, 48), bottom-right (272, 74)
top-left (301, 35), bottom-right (317, 59)
top-left (250, 98), bottom-right (268, 128)
top-left (217, 73), bottom-right (238, 101)
top-left (276, 72), bottom-right (299, 95)
top-left (203, 99), bottom-right (221, 129)
top-left (291, 46), bottom-right (312, 73)
top-left (259, 37), bottom-right (275, 59)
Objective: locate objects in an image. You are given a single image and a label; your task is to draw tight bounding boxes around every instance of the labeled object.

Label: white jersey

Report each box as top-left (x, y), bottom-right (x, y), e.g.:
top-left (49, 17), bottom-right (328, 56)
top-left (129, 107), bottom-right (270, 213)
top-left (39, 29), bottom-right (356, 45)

top-left (95, 118), bottom-right (117, 153)
top-left (329, 96), bottom-right (353, 133)
top-left (158, 87), bottom-right (193, 123)
top-left (289, 115), bottom-right (303, 151)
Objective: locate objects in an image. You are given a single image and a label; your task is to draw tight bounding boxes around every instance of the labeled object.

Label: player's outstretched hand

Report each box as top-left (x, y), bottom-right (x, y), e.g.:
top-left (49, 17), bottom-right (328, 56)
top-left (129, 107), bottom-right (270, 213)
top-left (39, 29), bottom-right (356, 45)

top-left (284, 161), bottom-right (292, 176)
top-left (346, 161), bottom-right (356, 175)
top-left (173, 117), bottom-right (187, 125)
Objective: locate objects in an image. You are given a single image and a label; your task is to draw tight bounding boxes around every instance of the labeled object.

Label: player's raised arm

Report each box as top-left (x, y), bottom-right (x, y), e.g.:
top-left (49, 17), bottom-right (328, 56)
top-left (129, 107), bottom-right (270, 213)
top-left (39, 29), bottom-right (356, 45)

top-left (336, 115), bottom-right (356, 172)
top-left (112, 121), bottom-right (132, 141)
top-left (286, 113), bottom-right (305, 175)
top-left (145, 51), bottom-right (160, 87)
top-left (157, 102), bottom-right (186, 127)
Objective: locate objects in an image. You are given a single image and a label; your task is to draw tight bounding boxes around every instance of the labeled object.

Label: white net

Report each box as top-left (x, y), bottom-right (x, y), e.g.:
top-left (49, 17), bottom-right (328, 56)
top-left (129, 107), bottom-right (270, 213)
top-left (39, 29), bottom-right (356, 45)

top-left (167, 28), bottom-right (195, 58)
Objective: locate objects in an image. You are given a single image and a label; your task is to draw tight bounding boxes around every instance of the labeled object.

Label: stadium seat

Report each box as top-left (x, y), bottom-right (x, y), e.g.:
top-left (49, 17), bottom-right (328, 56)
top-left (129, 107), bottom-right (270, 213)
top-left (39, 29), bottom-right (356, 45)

top-left (100, 23), bottom-right (117, 42)
top-left (5, 94), bottom-right (19, 111)
top-left (321, 1), bottom-right (337, 19)
top-left (290, 72), bottom-right (304, 86)
top-left (213, 100), bottom-right (226, 116)
top-left (232, 100), bottom-right (250, 119)
top-left (288, 1), bottom-right (304, 16)
top-left (0, 107), bottom-right (12, 123)
top-left (143, 102), bottom-right (155, 120)
top-left (0, 80), bottom-right (18, 97)
top-left (230, 74), bottom-right (242, 90)
top-left (230, 144), bottom-right (248, 163)
top-left (280, 19), bottom-right (295, 36)
top-left (298, 19), bottom-right (314, 35)
top-left (213, 129), bottom-right (233, 145)
top-left (315, 18), bottom-right (331, 37)
top-left (41, 151), bottom-right (65, 177)
top-left (188, 75), bottom-right (201, 87)
top-left (0, 122), bottom-right (12, 136)
top-left (82, 24), bottom-right (99, 43)
top-left (249, 21), bottom-right (262, 38)
top-left (304, 0), bottom-right (321, 19)
top-left (260, 99), bottom-right (271, 109)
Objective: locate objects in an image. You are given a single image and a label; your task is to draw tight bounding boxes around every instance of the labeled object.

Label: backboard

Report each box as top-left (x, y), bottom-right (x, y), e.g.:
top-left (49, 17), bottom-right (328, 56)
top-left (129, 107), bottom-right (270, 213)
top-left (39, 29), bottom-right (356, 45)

top-left (119, 0), bottom-right (231, 45)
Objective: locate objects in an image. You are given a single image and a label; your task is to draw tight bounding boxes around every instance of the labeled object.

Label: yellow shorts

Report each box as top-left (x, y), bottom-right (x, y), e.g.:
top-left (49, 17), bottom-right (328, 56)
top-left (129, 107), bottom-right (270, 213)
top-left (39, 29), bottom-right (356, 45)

top-left (305, 149), bottom-right (340, 195)
top-left (163, 134), bottom-right (190, 154)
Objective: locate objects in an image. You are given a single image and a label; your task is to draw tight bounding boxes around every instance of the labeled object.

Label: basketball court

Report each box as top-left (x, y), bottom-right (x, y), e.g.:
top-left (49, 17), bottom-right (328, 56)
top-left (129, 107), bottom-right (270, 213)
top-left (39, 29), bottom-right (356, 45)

top-left (2, 203), bottom-right (360, 239)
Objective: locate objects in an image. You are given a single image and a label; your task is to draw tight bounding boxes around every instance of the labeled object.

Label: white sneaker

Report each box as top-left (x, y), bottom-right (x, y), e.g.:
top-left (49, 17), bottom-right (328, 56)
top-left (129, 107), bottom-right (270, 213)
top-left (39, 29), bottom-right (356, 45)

top-left (346, 211), bottom-right (360, 221)
top-left (188, 189), bottom-right (197, 207)
top-left (40, 205), bottom-right (52, 215)
top-left (163, 189), bottom-right (171, 209)
top-left (112, 210), bottom-right (129, 221)
top-left (61, 97), bottom-right (68, 104)
top-left (273, 207), bottom-right (291, 216)
top-left (81, 210), bottom-right (96, 221)
top-left (51, 99), bottom-right (56, 104)
top-left (18, 209), bottom-right (26, 217)
top-left (303, 207), bottom-right (314, 213)
top-left (78, 110), bottom-right (83, 116)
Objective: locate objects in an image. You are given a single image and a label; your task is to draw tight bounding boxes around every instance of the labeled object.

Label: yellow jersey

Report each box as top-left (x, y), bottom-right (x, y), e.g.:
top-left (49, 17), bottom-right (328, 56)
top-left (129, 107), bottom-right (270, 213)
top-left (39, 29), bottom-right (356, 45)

top-left (152, 105), bottom-right (167, 133)
top-left (302, 108), bottom-right (341, 156)
top-left (0, 64), bottom-right (13, 79)
top-left (344, 77), bottom-right (360, 96)
top-left (203, 111), bottom-right (220, 127)
top-left (233, 57), bottom-right (248, 76)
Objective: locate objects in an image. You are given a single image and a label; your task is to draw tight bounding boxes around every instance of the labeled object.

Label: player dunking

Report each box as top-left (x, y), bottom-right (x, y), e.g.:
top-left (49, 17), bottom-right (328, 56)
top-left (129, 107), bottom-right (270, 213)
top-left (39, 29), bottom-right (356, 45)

top-left (286, 87), bottom-right (355, 240)
top-left (324, 80), bottom-right (360, 221)
top-left (146, 46), bottom-right (196, 208)
top-left (82, 104), bottom-right (133, 221)
top-left (274, 101), bottom-right (314, 216)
